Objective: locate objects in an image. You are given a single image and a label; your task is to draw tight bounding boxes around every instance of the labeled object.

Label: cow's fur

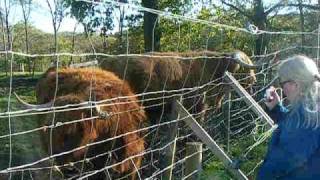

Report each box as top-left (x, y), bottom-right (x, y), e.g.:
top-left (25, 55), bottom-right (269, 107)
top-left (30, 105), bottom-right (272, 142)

top-left (36, 67), bottom-right (146, 179)
top-left (99, 50), bottom-right (256, 115)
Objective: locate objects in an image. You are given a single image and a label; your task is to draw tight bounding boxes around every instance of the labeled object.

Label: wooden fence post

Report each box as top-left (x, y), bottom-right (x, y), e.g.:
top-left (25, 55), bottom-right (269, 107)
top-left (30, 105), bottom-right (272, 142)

top-left (162, 96), bottom-right (181, 180)
top-left (176, 100), bottom-right (248, 180)
top-left (222, 92), bottom-right (231, 153)
top-left (185, 142), bottom-right (203, 180)
top-left (224, 72), bottom-right (274, 128)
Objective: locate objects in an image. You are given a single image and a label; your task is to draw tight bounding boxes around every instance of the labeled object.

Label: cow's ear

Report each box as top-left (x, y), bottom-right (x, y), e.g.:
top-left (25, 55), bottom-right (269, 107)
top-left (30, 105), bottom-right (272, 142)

top-left (81, 107), bottom-right (97, 118)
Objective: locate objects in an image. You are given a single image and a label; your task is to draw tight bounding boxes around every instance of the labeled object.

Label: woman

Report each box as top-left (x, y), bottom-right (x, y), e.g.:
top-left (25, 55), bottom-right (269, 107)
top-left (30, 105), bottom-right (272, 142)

top-left (258, 55), bottom-right (320, 179)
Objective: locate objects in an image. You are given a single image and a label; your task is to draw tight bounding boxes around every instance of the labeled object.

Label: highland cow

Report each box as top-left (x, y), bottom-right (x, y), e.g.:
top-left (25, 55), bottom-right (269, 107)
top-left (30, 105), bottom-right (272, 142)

top-left (99, 50), bottom-right (257, 119)
top-left (16, 67), bottom-right (147, 180)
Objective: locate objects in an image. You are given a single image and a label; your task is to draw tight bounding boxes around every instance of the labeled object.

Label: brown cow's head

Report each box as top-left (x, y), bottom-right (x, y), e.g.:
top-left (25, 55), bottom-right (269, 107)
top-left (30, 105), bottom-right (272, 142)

top-left (43, 95), bottom-right (101, 163)
top-left (213, 50), bottom-right (258, 110)
top-left (232, 50), bottom-right (257, 93)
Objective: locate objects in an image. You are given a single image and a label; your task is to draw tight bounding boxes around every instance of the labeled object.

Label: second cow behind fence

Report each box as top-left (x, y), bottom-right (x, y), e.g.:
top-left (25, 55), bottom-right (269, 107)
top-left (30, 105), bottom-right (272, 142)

top-left (99, 50), bottom-right (257, 122)
top-left (16, 67), bottom-right (147, 180)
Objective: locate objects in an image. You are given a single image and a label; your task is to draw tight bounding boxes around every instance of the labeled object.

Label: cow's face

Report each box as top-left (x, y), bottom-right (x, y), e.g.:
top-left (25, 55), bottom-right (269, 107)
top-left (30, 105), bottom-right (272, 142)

top-left (40, 95), bottom-right (97, 164)
top-left (244, 70), bottom-right (257, 94)
top-left (236, 68), bottom-right (257, 94)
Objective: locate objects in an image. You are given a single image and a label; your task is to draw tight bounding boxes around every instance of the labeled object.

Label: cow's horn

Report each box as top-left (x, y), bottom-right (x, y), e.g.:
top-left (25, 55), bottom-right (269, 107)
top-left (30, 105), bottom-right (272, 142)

top-left (14, 92), bottom-right (54, 109)
top-left (231, 50), bottom-right (261, 69)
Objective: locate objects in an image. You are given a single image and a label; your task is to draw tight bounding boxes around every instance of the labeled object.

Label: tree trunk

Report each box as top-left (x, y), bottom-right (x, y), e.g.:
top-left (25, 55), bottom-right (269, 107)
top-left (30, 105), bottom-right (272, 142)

top-left (298, 0), bottom-right (305, 48)
top-left (119, 6), bottom-right (124, 53)
top-left (253, 0), bottom-right (268, 55)
top-left (23, 21), bottom-right (31, 73)
top-left (47, 0), bottom-right (63, 66)
top-left (32, 57), bottom-right (36, 77)
top-left (0, 10), bottom-right (7, 74)
top-left (142, 0), bottom-right (161, 52)
top-left (20, 0), bottom-right (32, 74)
top-left (318, 0), bottom-right (320, 31)
top-left (5, 18), bottom-right (10, 76)
top-left (69, 24), bottom-right (77, 65)
top-left (4, 0), bottom-right (11, 76)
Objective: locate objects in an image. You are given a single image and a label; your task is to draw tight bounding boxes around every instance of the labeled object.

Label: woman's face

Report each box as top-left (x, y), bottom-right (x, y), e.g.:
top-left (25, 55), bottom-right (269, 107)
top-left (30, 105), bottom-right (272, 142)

top-left (281, 80), bottom-right (301, 103)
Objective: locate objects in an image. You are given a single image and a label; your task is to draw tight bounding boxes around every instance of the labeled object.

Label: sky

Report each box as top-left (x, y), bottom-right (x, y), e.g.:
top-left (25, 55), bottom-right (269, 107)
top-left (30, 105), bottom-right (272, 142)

top-left (9, 0), bottom-right (84, 33)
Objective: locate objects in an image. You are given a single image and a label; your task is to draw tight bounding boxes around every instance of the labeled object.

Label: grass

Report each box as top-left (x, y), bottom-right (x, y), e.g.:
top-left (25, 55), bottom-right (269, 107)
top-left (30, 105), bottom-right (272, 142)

top-left (200, 133), bottom-right (268, 180)
top-left (0, 72), bottom-right (43, 179)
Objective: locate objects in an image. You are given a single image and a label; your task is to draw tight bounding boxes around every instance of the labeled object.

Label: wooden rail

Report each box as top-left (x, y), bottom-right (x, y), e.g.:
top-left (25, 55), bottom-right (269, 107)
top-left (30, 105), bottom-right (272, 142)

top-left (176, 100), bottom-right (248, 180)
top-left (224, 71), bottom-right (275, 128)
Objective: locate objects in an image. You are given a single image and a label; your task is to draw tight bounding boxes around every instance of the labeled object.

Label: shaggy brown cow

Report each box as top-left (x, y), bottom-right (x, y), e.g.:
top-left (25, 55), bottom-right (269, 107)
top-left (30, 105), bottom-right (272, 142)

top-left (17, 67), bottom-right (146, 180)
top-left (99, 50), bottom-right (257, 117)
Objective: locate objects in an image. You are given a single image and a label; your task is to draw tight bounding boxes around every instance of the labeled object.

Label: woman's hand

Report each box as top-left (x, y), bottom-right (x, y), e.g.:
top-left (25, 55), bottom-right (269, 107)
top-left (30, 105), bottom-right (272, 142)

top-left (264, 86), bottom-right (280, 110)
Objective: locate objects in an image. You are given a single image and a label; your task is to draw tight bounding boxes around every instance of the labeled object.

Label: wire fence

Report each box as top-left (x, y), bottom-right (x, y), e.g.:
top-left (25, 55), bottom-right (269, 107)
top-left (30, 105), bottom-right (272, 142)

top-left (0, 0), bottom-right (319, 179)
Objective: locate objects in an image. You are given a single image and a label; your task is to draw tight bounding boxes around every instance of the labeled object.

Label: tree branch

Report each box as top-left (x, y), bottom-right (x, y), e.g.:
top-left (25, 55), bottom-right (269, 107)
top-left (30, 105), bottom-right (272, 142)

top-left (220, 0), bottom-right (252, 19)
top-left (265, 2), bottom-right (320, 15)
top-left (265, 1), bottom-right (285, 16)
top-left (286, 3), bottom-right (320, 10)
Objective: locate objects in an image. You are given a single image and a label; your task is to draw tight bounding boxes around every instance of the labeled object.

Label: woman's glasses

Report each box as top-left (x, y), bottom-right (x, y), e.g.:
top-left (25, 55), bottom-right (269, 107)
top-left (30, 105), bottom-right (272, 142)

top-left (279, 80), bottom-right (295, 87)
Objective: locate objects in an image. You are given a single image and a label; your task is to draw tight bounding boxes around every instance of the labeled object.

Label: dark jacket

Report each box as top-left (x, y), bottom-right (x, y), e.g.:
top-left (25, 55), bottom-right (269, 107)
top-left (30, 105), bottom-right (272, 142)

top-left (257, 103), bottom-right (320, 180)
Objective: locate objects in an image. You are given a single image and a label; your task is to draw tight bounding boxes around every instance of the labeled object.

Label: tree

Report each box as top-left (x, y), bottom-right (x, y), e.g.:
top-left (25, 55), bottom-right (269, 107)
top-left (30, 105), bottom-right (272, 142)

top-left (1, 0), bottom-right (13, 76)
top-left (116, 0), bottom-right (127, 53)
top-left (141, 0), bottom-right (193, 52)
top-left (0, 8), bottom-right (6, 72)
top-left (18, 0), bottom-right (33, 74)
top-left (221, 0), bottom-right (319, 55)
top-left (63, 0), bottom-right (114, 34)
top-left (220, 0), bottom-right (274, 55)
top-left (64, 0), bottom-right (136, 53)
top-left (46, 0), bottom-right (65, 66)
top-left (142, 0), bottom-right (161, 52)
top-left (298, 1), bottom-right (305, 43)
top-left (69, 23), bottom-right (78, 65)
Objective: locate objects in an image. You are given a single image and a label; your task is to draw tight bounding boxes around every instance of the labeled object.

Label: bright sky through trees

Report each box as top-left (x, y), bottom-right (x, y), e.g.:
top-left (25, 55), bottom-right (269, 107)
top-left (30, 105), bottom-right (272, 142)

top-left (7, 0), bottom-right (319, 34)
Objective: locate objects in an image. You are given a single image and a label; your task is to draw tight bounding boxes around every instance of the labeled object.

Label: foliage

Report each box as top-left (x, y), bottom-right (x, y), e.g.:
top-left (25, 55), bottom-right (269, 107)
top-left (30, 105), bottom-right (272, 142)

top-left (63, 0), bottom-right (130, 34)
top-left (159, 6), bottom-right (254, 53)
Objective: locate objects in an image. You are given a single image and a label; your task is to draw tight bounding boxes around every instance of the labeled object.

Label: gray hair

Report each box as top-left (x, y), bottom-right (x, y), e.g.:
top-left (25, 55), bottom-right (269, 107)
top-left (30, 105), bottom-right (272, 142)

top-left (278, 55), bottom-right (320, 128)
